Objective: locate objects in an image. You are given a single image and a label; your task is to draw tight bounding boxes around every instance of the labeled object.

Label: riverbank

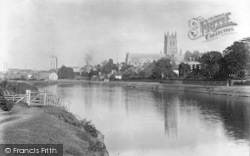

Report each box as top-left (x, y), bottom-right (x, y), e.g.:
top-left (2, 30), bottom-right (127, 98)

top-left (0, 81), bottom-right (108, 156)
top-left (0, 102), bottom-right (108, 156)
top-left (28, 79), bottom-right (250, 97)
top-left (106, 81), bottom-right (250, 97)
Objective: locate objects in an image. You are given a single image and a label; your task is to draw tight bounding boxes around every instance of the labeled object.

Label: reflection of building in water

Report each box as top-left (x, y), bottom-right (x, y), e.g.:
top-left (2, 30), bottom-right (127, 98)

top-left (164, 98), bottom-right (179, 138)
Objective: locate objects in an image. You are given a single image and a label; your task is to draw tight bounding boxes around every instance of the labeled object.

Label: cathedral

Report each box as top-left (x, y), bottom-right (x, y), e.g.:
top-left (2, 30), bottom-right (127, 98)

top-left (126, 31), bottom-right (183, 67)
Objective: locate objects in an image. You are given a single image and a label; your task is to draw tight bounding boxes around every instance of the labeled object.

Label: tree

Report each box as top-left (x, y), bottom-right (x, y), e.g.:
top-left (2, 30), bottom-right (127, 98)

top-left (140, 62), bottom-right (155, 77)
top-left (95, 64), bottom-right (102, 73)
top-left (58, 65), bottom-right (75, 79)
top-left (151, 58), bottom-right (175, 79)
top-left (178, 62), bottom-right (190, 78)
top-left (122, 67), bottom-right (137, 79)
top-left (88, 69), bottom-right (98, 78)
top-left (101, 59), bottom-right (118, 74)
top-left (200, 51), bottom-right (222, 80)
top-left (120, 63), bottom-right (133, 72)
top-left (223, 40), bottom-right (250, 79)
top-left (184, 51), bottom-right (192, 61)
top-left (184, 50), bottom-right (201, 62)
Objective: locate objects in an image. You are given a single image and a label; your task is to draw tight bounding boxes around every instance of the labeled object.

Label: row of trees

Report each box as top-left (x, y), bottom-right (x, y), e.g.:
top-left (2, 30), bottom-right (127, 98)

top-left (179, 38), bottom-right (250, 80)
top-left (57, 37), bottom-right (249, 81)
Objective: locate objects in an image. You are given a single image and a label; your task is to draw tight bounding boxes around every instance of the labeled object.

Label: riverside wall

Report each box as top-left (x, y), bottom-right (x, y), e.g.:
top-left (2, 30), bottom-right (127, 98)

top-left (28, 79), bottom-right (250, 97)
top-left (97, 81), bottom-right (250, 97)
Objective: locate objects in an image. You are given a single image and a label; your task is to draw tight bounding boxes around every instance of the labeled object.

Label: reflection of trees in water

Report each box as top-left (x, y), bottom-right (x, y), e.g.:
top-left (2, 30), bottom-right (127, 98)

top-left (218, 100), bottom-right (249, 140)
top-left (179, 93), bottom-right (250, 141)
top-left (151, 90), bottom-right (250, 141)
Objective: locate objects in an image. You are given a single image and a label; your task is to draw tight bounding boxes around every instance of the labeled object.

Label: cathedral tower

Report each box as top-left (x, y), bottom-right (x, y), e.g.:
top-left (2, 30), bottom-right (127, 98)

top-left (164, 31), bottom-right (177, 57)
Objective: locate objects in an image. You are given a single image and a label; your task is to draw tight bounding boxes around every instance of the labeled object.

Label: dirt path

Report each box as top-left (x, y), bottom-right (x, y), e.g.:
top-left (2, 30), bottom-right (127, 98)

top-left (0, 103), bottom-right (41, 143)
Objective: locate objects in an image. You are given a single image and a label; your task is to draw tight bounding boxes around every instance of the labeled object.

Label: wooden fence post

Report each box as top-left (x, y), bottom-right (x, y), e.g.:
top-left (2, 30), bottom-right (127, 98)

top-left (43, 91), bottom-right (47, 106)
top-left (26, 90), bottom-right (31, 105)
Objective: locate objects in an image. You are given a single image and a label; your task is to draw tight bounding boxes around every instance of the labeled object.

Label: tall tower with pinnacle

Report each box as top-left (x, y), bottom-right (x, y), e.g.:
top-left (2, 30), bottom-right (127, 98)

top-left (51, 55), bottom-right (58, 70)
top-left (164, 31), bottom-right (177, 58)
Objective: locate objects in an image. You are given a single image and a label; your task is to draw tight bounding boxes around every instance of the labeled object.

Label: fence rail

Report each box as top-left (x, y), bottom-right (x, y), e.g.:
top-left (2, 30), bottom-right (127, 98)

top-left (2, 90), bottom-right (71, 111)
top-left (2, 90), bottom-right (104, 146)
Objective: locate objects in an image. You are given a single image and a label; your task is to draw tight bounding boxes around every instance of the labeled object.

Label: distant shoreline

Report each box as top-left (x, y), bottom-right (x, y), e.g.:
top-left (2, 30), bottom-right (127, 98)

top-left (27, 79), bottom-right (250, 97)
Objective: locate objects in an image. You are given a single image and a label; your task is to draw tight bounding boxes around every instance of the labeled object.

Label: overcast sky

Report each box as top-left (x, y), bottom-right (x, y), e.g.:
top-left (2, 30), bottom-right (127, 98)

top-left (0, 0), bottom-right (250, 70)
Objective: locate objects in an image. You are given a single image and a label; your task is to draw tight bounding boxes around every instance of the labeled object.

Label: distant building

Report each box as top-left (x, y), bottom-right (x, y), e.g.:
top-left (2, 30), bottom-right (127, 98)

top-left (38, 72), bottom-right (50, 80)
top-left (113, 72), bottom-right (122, 79)
top-left (27, 74), bottom-right (33, 79)
top-left (6, 73), bottom-right (22, 80)
top-left (72, 67), bottom-right (82, 73)
top-left (125, 53), bottom-right (165, 67)
top-left (125, 31), bottom-right (183, 67)
top-left (20, 69), bottom-right (34, 75)
top-left (51, 55), bottom-right (58, 70)
top-left (8, 68), bottom-right (21, 74)
top-left (49, 72), bottom-right (58, 81)
top-left (38, 72), bottom-right (58, 81)
top-left (184, 60), bottom-right (201, 70)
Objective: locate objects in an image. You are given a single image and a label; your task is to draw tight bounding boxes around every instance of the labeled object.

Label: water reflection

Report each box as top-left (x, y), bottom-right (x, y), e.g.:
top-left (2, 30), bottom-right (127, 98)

top-left (40, 83), bottom-right (250, 156)
top-left (178, 93), bottom-right (250, 141)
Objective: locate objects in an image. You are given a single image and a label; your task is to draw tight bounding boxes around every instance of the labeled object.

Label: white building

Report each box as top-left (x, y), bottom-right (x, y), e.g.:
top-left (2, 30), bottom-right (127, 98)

top-left (49, 72), bottom-right (58, 81)
top-left (184, 61), bottom-right (201, 70)
top-left (72, 67), bottom-right (82, 73)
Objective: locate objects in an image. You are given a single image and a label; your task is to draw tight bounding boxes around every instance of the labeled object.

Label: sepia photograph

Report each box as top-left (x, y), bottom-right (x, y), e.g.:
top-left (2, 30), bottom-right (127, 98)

top-left (0, 0), bottom-right (250, 156)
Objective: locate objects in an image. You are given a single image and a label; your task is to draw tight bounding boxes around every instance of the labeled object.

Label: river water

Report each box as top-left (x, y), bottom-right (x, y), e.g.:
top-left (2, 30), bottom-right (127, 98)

top-left (39, 83), bottom-right (250, 156)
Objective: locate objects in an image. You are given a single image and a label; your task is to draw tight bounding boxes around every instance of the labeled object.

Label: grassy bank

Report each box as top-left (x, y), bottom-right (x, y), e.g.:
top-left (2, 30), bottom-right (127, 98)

top-left (0, 80), bottom-right (108, 156)
top-left (1, 103), bottom-right (108, 156)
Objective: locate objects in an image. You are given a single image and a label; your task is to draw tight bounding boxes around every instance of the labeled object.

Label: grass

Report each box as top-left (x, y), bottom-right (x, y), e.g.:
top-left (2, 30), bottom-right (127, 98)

top-left (0, 116), bottom-right (19, 124)
top-left (2, 103), bottom-right (108, 156)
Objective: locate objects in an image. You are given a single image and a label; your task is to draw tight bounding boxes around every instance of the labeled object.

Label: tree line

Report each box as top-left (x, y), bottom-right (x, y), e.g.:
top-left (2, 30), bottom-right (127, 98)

top-left (57, 37), bottom-right (250, 81)
top-left (179, 37), bottom-right (250, 80)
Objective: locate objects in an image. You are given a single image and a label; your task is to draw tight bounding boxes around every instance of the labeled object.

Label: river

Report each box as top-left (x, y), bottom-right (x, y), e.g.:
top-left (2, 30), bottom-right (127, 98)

top-left (39, 83), bottom-right (250, 156)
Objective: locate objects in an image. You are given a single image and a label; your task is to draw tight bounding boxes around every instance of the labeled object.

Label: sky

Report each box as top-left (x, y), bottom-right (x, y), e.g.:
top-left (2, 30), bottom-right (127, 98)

top-left (0, 0), bottom-right (250, 70)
